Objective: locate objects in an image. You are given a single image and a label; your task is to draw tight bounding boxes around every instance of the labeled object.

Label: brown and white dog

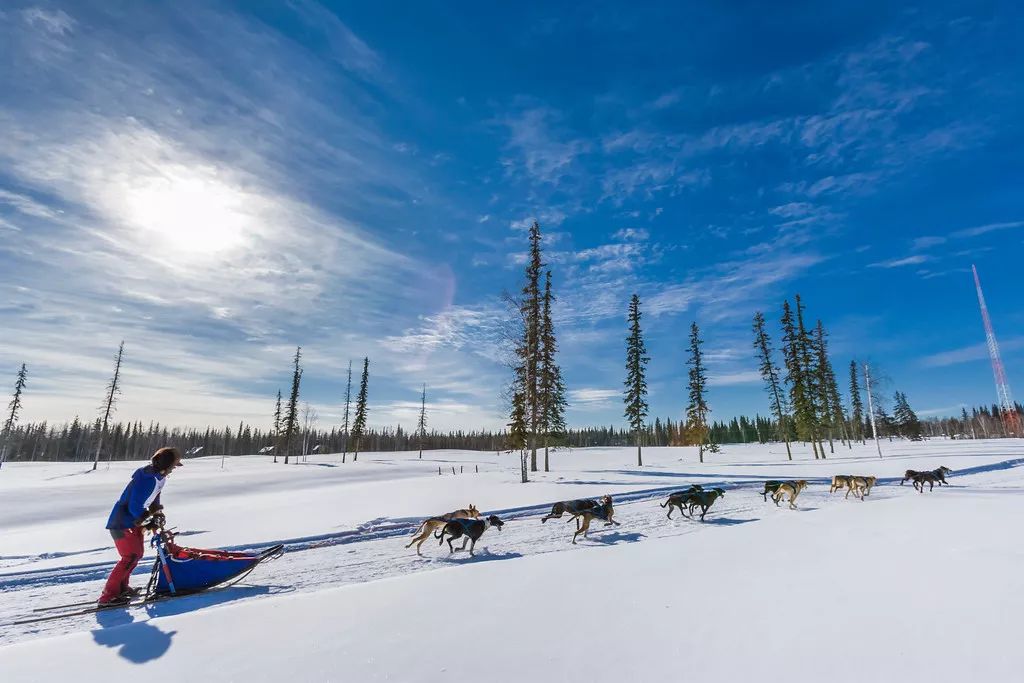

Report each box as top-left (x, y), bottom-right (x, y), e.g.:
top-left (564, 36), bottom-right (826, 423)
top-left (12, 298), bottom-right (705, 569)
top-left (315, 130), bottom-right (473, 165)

top-left (830, 475), bottom-right (854, 494)
top-left (771, 480), bottom-right (808, 510)
top-left (407, 505), bottom-right (480, 555)
top-left (846, 475), bottom-right (877, 500)
top-left (571, 495), bottom-right (620, 544)
top-left (435, 515), bottom-right (504, 557)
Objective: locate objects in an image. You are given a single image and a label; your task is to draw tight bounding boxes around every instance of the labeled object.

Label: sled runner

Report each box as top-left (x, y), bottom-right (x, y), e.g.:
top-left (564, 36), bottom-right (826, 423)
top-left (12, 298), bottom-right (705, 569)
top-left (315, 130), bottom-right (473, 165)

top-left (14, 522), bottom-right (283, 625)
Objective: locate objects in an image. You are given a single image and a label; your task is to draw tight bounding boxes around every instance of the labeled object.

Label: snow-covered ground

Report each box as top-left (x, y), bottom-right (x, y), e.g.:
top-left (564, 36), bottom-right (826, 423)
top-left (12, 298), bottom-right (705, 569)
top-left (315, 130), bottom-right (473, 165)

top-left (2, 440), bottom-right (1023, 681)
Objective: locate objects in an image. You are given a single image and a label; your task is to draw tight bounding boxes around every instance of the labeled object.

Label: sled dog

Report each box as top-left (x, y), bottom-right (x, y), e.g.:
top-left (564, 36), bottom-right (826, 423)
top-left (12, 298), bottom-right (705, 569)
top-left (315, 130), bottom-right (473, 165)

top-left (407, 505), bottom-right (481, 555)
top-left (571, 496), bottom-right (620, 544)
top-left (845, 475), bottom-right (877, 500)
top-left (660, 485), bottom-right (704, 519)
top-left (435, 515), bottom-right (504, 556)
top-left (762, 480), bottom-right (786, 501)
top-left (771, 480), bottom-right (808, 510)
top-left (830, 475), bottom-right (854, 494)
top-left (910, 466), bottom-right (953, 492)
top-left (541, 498), bottom-right (602, 523)
top-left (685, 488), bottom-right (725, 521)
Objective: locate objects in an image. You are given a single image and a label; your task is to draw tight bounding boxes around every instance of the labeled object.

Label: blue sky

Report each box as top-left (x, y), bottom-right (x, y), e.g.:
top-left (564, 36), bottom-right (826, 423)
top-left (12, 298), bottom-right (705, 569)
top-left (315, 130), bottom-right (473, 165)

top-left (1, 1), bottom-right (1022, 431)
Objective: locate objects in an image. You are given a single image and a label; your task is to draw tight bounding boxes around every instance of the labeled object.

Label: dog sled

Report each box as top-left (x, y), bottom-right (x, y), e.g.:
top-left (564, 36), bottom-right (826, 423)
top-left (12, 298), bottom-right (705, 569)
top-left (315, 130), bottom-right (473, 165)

top-left (15, 520), bottom-right (283, 625)
top-left (147, 524), bottom-right (283, 596)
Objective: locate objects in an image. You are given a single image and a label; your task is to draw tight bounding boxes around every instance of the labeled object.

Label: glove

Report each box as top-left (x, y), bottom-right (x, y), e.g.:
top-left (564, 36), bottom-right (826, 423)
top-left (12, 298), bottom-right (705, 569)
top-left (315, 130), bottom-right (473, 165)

top-left (139, 511), bottom-right (166, 531)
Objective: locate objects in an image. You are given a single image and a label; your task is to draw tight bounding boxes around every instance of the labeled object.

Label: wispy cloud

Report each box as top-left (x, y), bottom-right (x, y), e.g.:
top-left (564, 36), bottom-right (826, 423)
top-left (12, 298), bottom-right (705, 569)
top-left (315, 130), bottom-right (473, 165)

top-left (951, 221), bottom-right (1024, 239)
top-left (919, 338), bottom-right (1024, 368)
top-left (869, 254), bottom-right (931, 268)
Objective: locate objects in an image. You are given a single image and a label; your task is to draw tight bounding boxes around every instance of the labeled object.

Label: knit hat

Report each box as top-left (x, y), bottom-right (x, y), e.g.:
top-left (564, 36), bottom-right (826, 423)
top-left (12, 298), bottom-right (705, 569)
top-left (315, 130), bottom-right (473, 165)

top-left (152, 447), bottom-right (183, 471)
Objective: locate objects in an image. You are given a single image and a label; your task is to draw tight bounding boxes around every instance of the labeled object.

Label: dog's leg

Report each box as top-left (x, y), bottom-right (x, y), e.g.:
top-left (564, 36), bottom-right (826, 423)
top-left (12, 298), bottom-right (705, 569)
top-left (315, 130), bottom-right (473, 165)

top-left (459, 536), bottom-right (470, 551)
top-left (469, 538), bottom-right (476, 557)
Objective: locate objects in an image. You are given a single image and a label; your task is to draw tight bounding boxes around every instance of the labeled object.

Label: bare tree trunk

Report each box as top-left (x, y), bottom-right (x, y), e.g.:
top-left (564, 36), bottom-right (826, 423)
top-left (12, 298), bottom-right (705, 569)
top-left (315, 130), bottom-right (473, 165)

top-left (864, 363), bottom-right (883, 458)
top-left (93, 342), bottom-right (124, 471)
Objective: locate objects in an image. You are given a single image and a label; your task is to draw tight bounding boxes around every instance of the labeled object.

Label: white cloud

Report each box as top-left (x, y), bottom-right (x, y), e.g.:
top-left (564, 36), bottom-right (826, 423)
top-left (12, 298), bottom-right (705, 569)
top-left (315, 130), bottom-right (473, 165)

top-left (568, 388), bottom-right (620, 411)
top-left (910, 235), bottom-right (947, 250)
top-left (919, 338), bottom-right (1024, 368)
top-left (951, 220), bottom-right (1024, 239)
top-left (22, 8), bottom-right (75, 35)
top-left (869, 254), bottom-right (931, 268)
top-left (708, 370), bottom-right (762, 386)
top-left (613, 227), bottom-right (650, 241)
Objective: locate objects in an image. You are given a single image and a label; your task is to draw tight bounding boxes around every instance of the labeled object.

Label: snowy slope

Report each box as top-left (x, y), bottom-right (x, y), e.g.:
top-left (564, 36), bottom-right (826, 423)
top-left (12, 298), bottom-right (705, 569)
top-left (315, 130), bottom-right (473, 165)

top-left (2, 441), bottom-right (1023, 681)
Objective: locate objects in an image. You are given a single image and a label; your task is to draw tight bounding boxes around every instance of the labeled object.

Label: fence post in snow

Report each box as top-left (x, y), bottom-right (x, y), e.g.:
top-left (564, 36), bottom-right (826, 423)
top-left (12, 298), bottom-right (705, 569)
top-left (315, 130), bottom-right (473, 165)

top-left (452, 466), bottom-right (456, 475)
top-left (438, 466), bottom-right (442, 475)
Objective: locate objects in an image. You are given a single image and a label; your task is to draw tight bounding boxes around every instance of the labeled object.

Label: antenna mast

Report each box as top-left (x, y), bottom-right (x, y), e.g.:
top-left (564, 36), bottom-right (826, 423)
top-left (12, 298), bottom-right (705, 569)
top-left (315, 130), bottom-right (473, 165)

top-left (973, 265), bottom-right (1021, 436)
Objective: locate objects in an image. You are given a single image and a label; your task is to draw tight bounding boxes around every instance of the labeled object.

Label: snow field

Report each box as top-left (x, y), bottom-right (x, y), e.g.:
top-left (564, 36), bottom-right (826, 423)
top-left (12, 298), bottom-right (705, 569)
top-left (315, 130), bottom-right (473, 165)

top-left (2, 440), bottom-right (1023, 680)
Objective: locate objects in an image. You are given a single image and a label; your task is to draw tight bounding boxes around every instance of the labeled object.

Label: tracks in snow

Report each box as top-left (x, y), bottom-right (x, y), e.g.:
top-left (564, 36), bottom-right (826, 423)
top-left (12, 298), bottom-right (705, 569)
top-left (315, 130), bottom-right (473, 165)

top-left (2, 461), bottom-right (1019, 645)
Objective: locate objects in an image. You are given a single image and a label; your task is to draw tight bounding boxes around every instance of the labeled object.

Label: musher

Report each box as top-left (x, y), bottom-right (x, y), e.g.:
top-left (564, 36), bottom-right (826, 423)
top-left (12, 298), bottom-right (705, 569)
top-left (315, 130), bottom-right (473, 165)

top-left (98, 446), bottom-right (183, 605)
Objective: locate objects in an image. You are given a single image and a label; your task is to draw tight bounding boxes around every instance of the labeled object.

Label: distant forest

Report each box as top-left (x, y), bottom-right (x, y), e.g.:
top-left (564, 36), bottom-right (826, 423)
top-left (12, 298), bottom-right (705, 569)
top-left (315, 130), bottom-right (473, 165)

top-left (0, 401), bottom-right (1020, 464)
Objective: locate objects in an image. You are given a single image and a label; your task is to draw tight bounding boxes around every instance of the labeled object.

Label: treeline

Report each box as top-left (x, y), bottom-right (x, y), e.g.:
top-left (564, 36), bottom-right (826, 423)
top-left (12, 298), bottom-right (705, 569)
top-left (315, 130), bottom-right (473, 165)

top-left (1, 398), bottom-right (1021, 464)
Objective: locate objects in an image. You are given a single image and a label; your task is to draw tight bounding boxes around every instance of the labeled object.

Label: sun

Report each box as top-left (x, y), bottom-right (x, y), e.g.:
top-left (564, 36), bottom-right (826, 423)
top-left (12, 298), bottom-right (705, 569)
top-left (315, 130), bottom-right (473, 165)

top-left (120, 168), bottom-right (250, 254)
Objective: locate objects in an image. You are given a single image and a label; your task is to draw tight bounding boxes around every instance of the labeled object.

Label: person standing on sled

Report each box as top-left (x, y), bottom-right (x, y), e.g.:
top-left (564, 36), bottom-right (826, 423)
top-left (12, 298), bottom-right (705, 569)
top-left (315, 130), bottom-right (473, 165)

top-left (98, 447), bottom-right (183, 605)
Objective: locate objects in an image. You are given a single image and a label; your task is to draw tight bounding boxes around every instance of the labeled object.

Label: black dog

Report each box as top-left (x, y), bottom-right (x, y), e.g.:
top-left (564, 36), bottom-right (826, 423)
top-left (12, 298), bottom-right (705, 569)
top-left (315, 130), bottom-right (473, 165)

top-left (762, 480), bottom-right (784, 502)
top-left (436, 515), bottom-right (504, 556)
top-left (541, 499), bottom-right (600, 523)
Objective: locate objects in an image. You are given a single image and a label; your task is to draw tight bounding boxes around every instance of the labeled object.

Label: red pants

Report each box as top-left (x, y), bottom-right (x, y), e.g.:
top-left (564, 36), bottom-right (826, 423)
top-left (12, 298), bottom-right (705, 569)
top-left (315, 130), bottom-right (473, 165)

top-left (99, 527), bottom-right (144, 603)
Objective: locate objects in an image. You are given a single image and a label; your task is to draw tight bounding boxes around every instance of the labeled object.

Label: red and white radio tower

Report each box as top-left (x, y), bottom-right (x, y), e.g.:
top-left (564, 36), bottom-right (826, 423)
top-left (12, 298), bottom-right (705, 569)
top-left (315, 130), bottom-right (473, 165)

top-left (972, 264), bottom-right (1021, 436)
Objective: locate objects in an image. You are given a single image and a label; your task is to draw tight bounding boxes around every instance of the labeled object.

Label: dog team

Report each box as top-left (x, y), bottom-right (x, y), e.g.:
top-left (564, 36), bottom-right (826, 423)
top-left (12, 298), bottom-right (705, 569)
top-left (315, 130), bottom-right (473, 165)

top-left (406, 465), bottom-right (953, 556)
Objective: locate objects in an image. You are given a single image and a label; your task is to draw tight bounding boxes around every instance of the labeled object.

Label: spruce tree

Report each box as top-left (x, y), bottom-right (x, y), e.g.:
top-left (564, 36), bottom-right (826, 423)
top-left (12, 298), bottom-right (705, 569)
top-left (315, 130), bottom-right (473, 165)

top-left (848, 361), bottom-right (865, 444)
top-left (794, 296), bottom-right (825, 458)
top-left (341, 360), bottom-right (352, 463)
top-left (0, 364), bottom-right (28, 470)
top-left (781, 301), bottom-right (815, 457)
top-left (282, 347), bottom-right (303, 464)
top-left (894, 391), bottom-right (923, 440)
top-left (350, 357), bottom-right (369, 461)
top-left (623, 294), bottom-right (650, 466)
top-left (93, 341), bottom-right (125, 470)
top-left (813, 320), bottom-right (849, 454)
top-left (539, 270), bottom-right (567, 472)
top-left (752, 312), bottom-right (792, 460)
top-left (523, 222), bottom-right (544, 472)
top-left (272, 389), bottom-right (282, 463)
top-left (686, 322), bottom-right (711, 462)
top-left (960, 406), bottom-right (974, 439)
top-left (417, 383), bottom-right (427, 459)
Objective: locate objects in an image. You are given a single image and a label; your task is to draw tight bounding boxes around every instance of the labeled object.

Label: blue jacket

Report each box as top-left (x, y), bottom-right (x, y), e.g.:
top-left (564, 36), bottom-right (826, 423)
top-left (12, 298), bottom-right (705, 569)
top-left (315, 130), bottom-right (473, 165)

top-left (106, 466), bottom-right (166, 530)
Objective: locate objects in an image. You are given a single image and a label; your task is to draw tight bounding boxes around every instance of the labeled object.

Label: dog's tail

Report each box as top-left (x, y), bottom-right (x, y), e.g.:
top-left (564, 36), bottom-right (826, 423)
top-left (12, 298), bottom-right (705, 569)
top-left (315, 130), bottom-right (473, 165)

top-left (659, 500), bottom-right (669, 508)
top-left (411, 520), bottom-right (427, 537)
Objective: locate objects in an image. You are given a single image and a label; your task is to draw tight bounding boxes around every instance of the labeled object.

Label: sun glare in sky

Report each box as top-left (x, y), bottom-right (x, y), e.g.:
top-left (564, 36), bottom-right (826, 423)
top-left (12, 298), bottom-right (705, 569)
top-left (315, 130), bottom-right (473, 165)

top-left (119, 169), bottom-right (250, 255)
